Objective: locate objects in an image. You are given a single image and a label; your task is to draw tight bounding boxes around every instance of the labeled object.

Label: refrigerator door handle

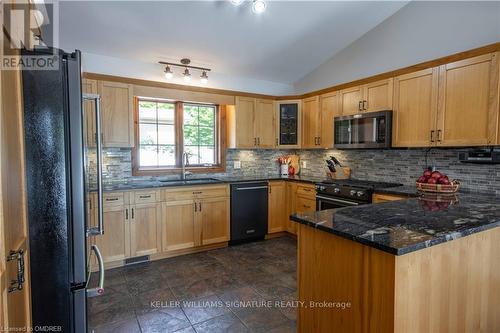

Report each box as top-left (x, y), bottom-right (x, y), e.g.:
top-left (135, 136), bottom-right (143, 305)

top-left (84, 93), bottom-right (104, 236)
top-left (87, 245), bottom-right (104, 297)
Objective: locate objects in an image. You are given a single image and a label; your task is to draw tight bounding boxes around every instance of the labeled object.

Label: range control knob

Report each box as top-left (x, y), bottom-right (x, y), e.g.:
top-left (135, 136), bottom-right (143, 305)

top-left (349, 190), bottom-right (357, 196)
top-left (334, 188), bottom-right (341, 194)
top-left (356, 191), bottom-right (365, 197)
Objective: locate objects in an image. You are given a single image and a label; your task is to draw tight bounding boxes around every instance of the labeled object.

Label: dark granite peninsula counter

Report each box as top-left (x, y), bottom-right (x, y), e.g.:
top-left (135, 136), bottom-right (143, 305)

top-left (292, 193), bottom-right (500, 333)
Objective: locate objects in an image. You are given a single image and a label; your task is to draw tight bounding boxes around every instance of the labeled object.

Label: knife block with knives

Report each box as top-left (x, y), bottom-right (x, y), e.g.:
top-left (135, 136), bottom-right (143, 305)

top-left (325, 156), bottom-right (351, 180)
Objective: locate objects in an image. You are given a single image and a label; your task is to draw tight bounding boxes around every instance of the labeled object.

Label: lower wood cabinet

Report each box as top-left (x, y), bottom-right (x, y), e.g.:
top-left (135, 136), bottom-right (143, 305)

top-left (161, 186), bottom-right (230, 253)
top-left (95, 204), bottom-right (131, 264)
top-left (199, 197), bottom-right (230, 245)
top-left (130, 202), bottom-right (162, 257)
top-left (162, 199), bottom-right (196, 251)
top-left (268, 181), bottom-right (287, 234)
top-left (284, 182), bottom-right (316, 235)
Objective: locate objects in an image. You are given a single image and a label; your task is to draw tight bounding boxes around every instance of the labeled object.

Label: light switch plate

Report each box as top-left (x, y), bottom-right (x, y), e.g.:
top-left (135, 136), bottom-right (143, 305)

top-left (234, 160), bottom-right (241, 169)
top-left (301, 160), bottom-right (307, 168)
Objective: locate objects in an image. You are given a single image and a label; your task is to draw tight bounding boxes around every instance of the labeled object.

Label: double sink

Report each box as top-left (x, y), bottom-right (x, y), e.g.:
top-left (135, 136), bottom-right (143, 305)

top-left (158, 178), bottom-right (222, 186)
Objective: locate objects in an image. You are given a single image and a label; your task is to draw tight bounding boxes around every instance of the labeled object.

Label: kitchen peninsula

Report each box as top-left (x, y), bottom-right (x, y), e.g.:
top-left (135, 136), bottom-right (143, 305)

top-left (291, 193), bottom-right (500, 333)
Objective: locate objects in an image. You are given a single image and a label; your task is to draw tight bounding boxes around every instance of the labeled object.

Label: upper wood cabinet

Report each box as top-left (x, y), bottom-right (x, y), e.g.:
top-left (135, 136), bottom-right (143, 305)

top-left (276, 101), bottom-right (301, 148)
top-left (268, 181), bottom-right (287, 234)
top-left (436, 53), bottom-right (499, 146)
top-left (319, 91), bottom-right (340, 149)
top-left (302, 94), bottom-right (339, 148)
top-left (392, 68), bottom-right (439, 147)
top-left (98, 80), bottom-right (134, 148)
top-left (228, 97), bottom-right (275, 148)
top-left (255, 99), bottom-right (276, 148)
top-left (340, 79), bottom-right (393, 115)
top-left (301, 96), bottom-right (320, 148)
top-left (82, 79), bottom-right (97, 147)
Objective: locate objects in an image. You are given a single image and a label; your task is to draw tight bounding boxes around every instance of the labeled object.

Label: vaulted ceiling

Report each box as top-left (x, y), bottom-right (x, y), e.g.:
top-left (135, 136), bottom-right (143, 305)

top-left (59, 1), bottom-right (407, 87)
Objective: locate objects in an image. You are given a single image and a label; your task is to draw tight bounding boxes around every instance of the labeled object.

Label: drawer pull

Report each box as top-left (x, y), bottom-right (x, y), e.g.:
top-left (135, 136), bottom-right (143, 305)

top-left (192, 191), bottom-right (203, 194)
top-left (246, 229), bottom-right (255, 234)
top-left (139, 195), bottom-right (151, 199)
top-left (303, 205), bottom-right (311, 209)
top-left (106, 198), bottom-right (119, 201)
top-left (302, 188), bottom-right (312, 192)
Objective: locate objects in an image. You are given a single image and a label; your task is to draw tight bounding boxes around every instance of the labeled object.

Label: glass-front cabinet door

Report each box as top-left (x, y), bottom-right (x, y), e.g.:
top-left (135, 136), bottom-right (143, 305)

top-left (276, 101), bottom-right (301, 148)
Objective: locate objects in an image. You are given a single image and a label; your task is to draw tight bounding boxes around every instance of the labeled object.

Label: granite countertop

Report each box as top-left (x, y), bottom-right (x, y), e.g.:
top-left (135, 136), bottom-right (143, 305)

top-left (291, 192), bottom-right (500, 255)
top-left (374, 185), bottom-right (420, 197)
top-left (92, 174), bottom-right (325, 192)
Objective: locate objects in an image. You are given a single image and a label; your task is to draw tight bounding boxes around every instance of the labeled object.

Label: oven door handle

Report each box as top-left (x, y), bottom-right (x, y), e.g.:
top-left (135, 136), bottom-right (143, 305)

top-left (316, 195), bottom-right (360, 206)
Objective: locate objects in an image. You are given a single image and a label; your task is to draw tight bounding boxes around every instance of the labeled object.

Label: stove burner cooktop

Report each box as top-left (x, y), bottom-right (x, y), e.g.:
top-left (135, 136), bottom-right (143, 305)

top-left (316, 179), bottom-right (403, 203)
top-left (320, 179), bottom-right (403, 189)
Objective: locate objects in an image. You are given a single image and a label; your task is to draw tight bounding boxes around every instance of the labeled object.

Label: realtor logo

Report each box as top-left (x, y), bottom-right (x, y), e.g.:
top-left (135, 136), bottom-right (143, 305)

top-left (1, 1), bottom-right (59, 70)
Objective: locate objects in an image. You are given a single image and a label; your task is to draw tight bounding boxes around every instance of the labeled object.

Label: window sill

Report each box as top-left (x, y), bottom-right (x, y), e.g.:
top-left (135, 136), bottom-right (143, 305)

top-left (133, 165), bottom-right (225, 176)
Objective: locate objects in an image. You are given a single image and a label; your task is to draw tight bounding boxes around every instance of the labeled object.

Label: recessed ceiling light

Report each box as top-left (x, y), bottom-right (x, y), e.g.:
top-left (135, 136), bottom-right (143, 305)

top-left (231, 0), bottom-right (244, 5)
top-left (252, 0), bottom-right (266, 13)
top-left (164, 65), bottom-right (173, 79)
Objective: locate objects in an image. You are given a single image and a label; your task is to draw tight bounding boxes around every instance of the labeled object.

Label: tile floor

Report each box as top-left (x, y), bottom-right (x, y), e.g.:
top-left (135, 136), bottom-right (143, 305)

top-left (88, 237), bottom-right (297, 333)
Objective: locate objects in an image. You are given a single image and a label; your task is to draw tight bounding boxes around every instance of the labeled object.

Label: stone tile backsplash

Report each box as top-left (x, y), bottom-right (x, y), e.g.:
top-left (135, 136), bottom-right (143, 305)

top-left (86, 148), bottom-right (500, 195)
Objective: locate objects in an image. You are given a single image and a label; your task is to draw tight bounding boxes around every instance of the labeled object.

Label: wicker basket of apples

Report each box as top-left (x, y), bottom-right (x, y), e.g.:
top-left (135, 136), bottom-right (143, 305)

top-left (416, 169), bottom-right (460, 193)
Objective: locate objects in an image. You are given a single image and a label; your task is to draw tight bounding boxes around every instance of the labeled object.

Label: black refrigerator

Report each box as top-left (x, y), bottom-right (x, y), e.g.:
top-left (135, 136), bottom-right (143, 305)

top-left (22, 48), bottom-right (104, 332)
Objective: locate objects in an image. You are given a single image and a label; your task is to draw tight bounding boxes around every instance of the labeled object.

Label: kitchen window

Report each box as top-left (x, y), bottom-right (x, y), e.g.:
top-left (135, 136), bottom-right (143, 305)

top-left (133, 98), bottom-right (224, 174)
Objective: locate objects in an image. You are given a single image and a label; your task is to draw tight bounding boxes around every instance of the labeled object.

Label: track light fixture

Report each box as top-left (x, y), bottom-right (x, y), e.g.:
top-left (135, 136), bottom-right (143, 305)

top-left (159, 58), bottom-right (211, 84)
top-left (164, 65), bottom-right (173, 79)
top-left (200, 71), bottom-right (208, 84)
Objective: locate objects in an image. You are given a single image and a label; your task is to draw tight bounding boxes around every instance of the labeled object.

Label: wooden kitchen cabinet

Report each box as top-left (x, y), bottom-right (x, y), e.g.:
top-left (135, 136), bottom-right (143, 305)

top-left (301, 96), bottom-right (320, 148)
top-left (372, 193), bottom-right (407, 203)
top-left (268, 181), bottom-right (287, 234)
top-left (286, 182), bottom-right (298, 235)
top-left (161, 185), bottom-right (230, 252)
top-left (392, 68), bottom-right (439, 147)
top-left (98, 80), bottom-right (134, 148)
top-left (82, 79), bottom-right (97, 147)
top-left (130, 202), bottom-right (162, 257)
top-left (95, 203), bottom-right (131, 264)
top-left (199, 197), bottom-right (230, 245)
top-left (319, 91), bottom-right (340, 148)
top-left (339, 86), bottom-right (363, 116)
top-left (302, 93), bottom-right (339, 149)
top-left (255, 99), bottom-right (276, 148)
top-left (228, 97), bottom-right (275, 148)
top-left (436, 52), bottom-right (499, 146)
top-left (339, 79), bottom-right (393, 115)
top-left (162, 200), bottom-right (196, 251)
top-left (296, 196), bottom-right (316, 213)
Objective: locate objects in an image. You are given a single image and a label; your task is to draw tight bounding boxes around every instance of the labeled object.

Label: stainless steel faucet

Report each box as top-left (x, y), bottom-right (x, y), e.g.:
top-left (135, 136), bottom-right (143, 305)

top-left (181, 151), bottom-right (192, 180)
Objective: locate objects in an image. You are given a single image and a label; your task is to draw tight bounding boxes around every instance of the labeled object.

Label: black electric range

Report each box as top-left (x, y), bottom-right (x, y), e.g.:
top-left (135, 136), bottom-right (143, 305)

top-left (315, 179), bottom-right (403, 210)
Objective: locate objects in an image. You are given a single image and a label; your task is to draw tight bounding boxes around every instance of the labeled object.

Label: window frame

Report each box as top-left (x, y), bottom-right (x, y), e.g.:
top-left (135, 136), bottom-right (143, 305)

top-left (132, 97), bottom-right (226, 175)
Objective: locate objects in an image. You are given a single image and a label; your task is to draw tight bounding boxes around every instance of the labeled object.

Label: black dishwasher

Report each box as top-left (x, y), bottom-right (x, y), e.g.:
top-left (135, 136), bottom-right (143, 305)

top-left (230, 182), bottom-right (268, 244)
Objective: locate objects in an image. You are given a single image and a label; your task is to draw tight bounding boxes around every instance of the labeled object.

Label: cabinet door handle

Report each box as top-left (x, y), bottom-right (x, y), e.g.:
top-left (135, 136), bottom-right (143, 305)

top-left (194, 203), bottom-right (197, 212)
top-left (125, 208), bottom-right (129, 220)
top-left (430, 130), bottom-right (435, 143)
top-left (358, 101), bottom-right (362, 111)
top-left (363, 100), bottom-right (367, 110)
top-left (437, 130), bottom-right (442, 142)
top-left (199, 203), bottom-right (202, 211)
top-left (254, 138), bottom-right (257, 146)
top-left (131, 208), bottom-right (134, 219)
top-left (106, 198), bottom-right (119, 201)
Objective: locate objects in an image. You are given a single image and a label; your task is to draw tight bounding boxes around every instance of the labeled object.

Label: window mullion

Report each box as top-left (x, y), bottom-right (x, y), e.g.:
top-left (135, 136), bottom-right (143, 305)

top-left (175, 101), bottom-right (184, 168)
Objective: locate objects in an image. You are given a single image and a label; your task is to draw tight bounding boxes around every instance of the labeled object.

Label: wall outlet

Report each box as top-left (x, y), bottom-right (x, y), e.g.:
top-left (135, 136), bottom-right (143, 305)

top-left (234, 160), bottom-right (241, 169)
top-left (301, 160), bottom-right (307, 169)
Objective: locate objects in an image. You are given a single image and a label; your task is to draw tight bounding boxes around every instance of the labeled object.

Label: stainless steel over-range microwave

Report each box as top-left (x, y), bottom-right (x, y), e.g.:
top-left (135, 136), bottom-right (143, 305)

top-left (334, 111), bottom-right (392, 149)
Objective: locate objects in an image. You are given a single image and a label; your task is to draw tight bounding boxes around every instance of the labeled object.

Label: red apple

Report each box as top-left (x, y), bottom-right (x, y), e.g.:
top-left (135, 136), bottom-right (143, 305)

top-left (427, 178), bottom-right (437, 184)
top-left (438, 178), bottom-right (450, 185)
top-left (423, 170), bottom-right (432, 178)
top-left (417, 176), bottom-right (427, 183)
top-left (431, 171), bottom-right (442, 179)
